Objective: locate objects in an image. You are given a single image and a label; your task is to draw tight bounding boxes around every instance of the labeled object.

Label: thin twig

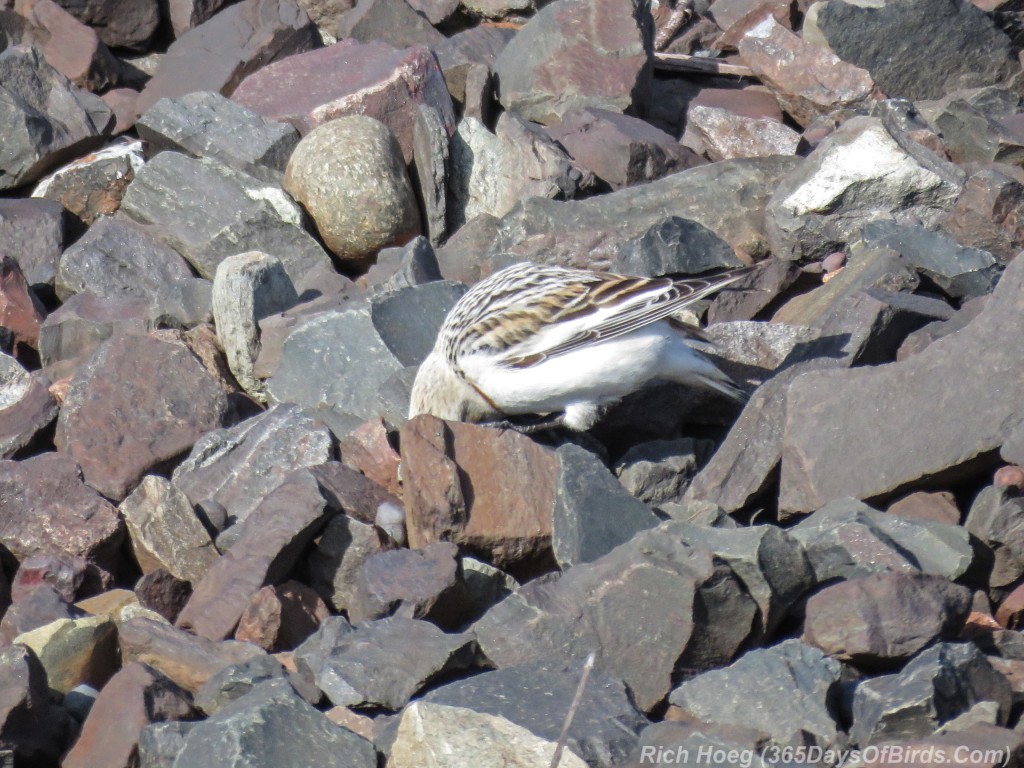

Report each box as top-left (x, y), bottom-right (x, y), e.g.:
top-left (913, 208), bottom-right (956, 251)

top-left (653, 52), bottom-right (755, 77)
top-left (550, 652), bottom-right (597, 768)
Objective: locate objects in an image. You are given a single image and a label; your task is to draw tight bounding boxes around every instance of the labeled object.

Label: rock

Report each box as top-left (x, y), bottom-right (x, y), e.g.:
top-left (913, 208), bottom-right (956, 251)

top-left (544, 107), bottom-right (700, 190)
top-left (707, 257), bottom-right (802, 323)
top-left (360, 236), bottom-right (442, 294)
top-left (294, 615), bottom-right (475, 709)
top-left (802, 572), bottom-right (972, 667)
top-left (0, 584), bottom-right (86, 645)
top-left (686, 103), bottom-right (802, 161)
top-left (779, 253), bottom-right (1024, 513)
top-left (291, 0), bottom-right (355, 35)
top-left (134, 0), bottom-right (319, 118)
top-left (486, 155), bottom-right (800, 269)
top-left (166, 0), bottom-right (236, 37)
top-left (235, 580), bottom-right (329, 651)
top-left (102, 88), bottom-right (141, 134)
top-left (0, 352), bottom-right (58, 457)
top-left (14, 614), bottom-right (118, 694)
top-left (850, 643), bottom-right (1012, 746)
top-left (171, 678), bottom-right (377, 767)
top-left (0, 44), bottom-right (112, 191)
top-left (473, 520), bottom-right (758, 711)
top-left (964, 484), bottom-right (1024, 589)
top-left (134, 569), bottom-right (193, 623)
top-left (614, 438), bottom-right (712, 506)
top-left (389, 701), bottom-right (590, 768)
top-left (766, 116), bottom-right (965, 261)
top-left (668, 640), bottom-right (842, 749)
top-left (815, 0), bottom-right (1017, 101)
top-left (422, 659), bottom-right (646, 768)
top-left (337, 0), bottom-right (446, 48)
top-left (193, 654), bottom-right (309, 715)
top-left (855, 220), bottom-right (1001, 300)
top-left (789, 499), bottom-right (974, 583)
top-left (137, 721), bottom-right (194, 768)
top-left (283, 116), bottom-right (421, 267)
top-left (31, 139), bottom-right (143, 225)
top-left (171, 403), bottom-right (332, 526)
top-left (54, 0), bottom-right (160, 50)
top-left (412, 105), bottom-right (449, 247)
top-left (118, 151), bottom-right (335, 293)
top-left (74, 589), bottom-right (142, 624)
top-left (612, 217), bottom-right (744, 278)
top-left (232, 39), bottom-right (455, 163)
top-left (918, 92), bottom-right (1024, 166)
top-left (149, 278), bottom-right (215, 330)
top-left (0, 452), bottom-right (124, 575)
top-left (55, 334), bottom-right (231, 501)
top-left (0, 646), bottom-right (75, 766)
top-left (942, 168), bottom-right (1024, 264)
top-left (857, 727), bottom-right (1024, 768)
top-left (492, 0), bottom-right (653, 124)
top-left (10, 553), bottom-right (94, 604)
top-left (56, 215), bottom-right (195, 303)
top-left (119, 616), bottom-right (266, 693)
top-left (61, 662), bottom-right (196, 768)
top-left (0, 197), bottom-right (67, 290)
top-left (175, 469), bottom-right (331, 641)
top-left (368, 280), bottom-right (467, 367)
top-left (887, 490), bottom-right (961, 525)
top-left (306, 511), bottom-right (389, 614)
top-left (136, 90), bottom-right (300, 183)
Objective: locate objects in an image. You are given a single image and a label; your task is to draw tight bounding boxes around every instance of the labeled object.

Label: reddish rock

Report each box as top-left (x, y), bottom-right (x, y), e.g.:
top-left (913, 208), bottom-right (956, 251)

top-left (167, 0), bottom-right (236, 37)
top-left (100, 88), bottom-right (140, 134)
top-left (996, 583), bottom-right (1024, 630)
top-left (886, 491), bottom-right (961, 525)
top-left (0, 583), bottom-right (85, 645)
top-left (55, 334), bottom-right (231, 501)
top-left (135, 0), bottom-right (320, 118)
top-left (0, 452), bottom-right (124, 575)
top-left (737, 15), bottom-right (878, 127)
top-left (349, 541), bottom-right (464, 625)
top-left (943, 168), bottom-right (1024, 264)
top-left (337, 418), bottom-right (402, 497)
top-left (714, 0), bottom-right (794, 50)
top-left (10, 553), bottom-right (92, 603)
top-left (135, 569), bottom-right (193, 623)
top-left (118, 616), bottom-right (266, 693)
top-left (686, 104), bottom-right (800, 161)
top-left (235, 580), bottom-right (329, 651)
top-left (0, 255), bottom-right (45, 355)
top-left (232, 39), bottom-right (455, 163)
top-left (62, 661), bottom-right (197, 768)
top-left (56, 0), bottom-right (159, 50)
top-left (995, 465), bottom-right (1024, 491)
top-left (32, 141), bottom-right (143, 225)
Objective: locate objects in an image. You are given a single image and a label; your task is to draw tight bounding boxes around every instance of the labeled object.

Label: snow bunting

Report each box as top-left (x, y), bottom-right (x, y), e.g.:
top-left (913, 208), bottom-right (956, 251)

top-left (409, 262), bottom-right (751, 432)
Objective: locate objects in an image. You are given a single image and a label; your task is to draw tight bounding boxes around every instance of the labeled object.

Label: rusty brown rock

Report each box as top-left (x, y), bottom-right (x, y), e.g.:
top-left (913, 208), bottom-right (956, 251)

top-left (942, 167), bottom-right (1024, 264)
top-left (235, 580), bottom-right (329, 651)
top-left (31, 141), bottom-right (142, 225)
top-left (686, 104), bottom-right (801, 161)
top-left (338, 418), bottom-right (402, 497)
top-left (886, 491), bottom-right (961, 525)
top-left (996, 583), bottom-right (1024, 630)
top-left (135, 569), bottom-right (193, 624)
top-left (55, 334), bottom-right (231, 501)
top-left (0, 255), bottom-right (45, 355)
top-left (10, 553), bottom-right (93, 604)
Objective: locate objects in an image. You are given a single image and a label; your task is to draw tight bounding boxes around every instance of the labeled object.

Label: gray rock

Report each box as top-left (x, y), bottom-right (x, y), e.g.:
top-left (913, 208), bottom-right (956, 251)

top-left (38, 292), bottom-right (153, 375)
top-left (0, 44), bottom-right (112, 191)
top-left (614, 438), bottom-right (713, 506)
top-left (553, 443), bottom-right (662, 569)
top-left (965, 484), bottom-right (1024, 589)
top-left (294, 615), bottom-right (475, 709)
top-left (149, 278), bottom-right (214, 330)
top-left (361, 236), bottom-right (443, 292)
top-left (0, 198), bottom-right (67, 290)
top-left (56, 216), bottom-right (196, 303)
top-left (137, 91), bottom-right (301, 183)
top-left (337, 0), bottom-right (446, 48)
top-left (194, 655), bottom-right (309, 715)
top-left (118, 151), bottom-right (334, 293)
top-left (918, 91), bottom-right (1024, 166)
top-left (368, 281), bottom-right (467, 367)
top-left (766, 116), bottom-right (965, 262)
top-left (54, 0), bottom-right (161, 51)
top-left (412, 104), bottom-right (449, 247)
top-left (138, 721), bottom-right (194, 768)
top-left (613, 217), bottom-right (744, 277)
top-left (0, 645), bottom-right (75, 765)
top-left (686, 103), bottom-right (802, 162)
top-left (172, 678), bottom-right (377, 767)
top-left (0, 352), bottom-right (58, 459)
top-left (668, 640), bottom-right (843, 750)
top-left (306, 512), bottom-right (388, 614)
top-left (896, 295), bottom-right (988, 361)
top-left (850, 643), bottom-right (1012, 746)
top-left (171, 403), bottom-right (332, 526)
top-left (788, 499), bottom-right (974, 583)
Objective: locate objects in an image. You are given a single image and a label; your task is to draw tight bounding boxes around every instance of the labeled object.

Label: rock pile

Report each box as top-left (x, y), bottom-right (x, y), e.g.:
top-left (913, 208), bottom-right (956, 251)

top-left (1, 0), bottom-right (1024, 765)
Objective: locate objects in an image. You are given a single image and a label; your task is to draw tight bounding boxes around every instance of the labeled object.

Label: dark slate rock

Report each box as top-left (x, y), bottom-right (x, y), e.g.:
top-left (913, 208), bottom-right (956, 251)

top-left (788, 499), bottom-right (973, 583)
top-left (56, 216), bottom-right (195, 302)
top-left (305, 511), bottom-right (389, 615)
top-left (171, 403), bottom-right (332, 526)
top-left (816, 0), bottom-right (1017, 101)
top-left (194, 655), bottom-right (313, 715)
top-left (55, 334), bottom-right (231, 501)
top-left (55, 0), bottom-right (160, 50)
top-left (668, 640), bottom-right (843, 750)
top-left (294, 615), bottom-right (475, 710)
top-left (802, 572), bottom-right (972, 667)
top-left (138, 721), bottom-right (194, 768)
top-left (552, 443), bottom-right (662, 570)
top-left (173, 678), bottom-right (377, 768)
top-left (964, 484), bottom-right (1024, 589)
top-left (707, 257), bottom-right (802, 324)
top-left (850, 643), bottom-right (1012, 746)
top-left (918, 92), bottom-right (1023, 166)
top-left (613, 217), bottom-right (744, 277)
top-left (136, 91), bottom-right (301, 183)
top-left (473, 521), bottom-right (758, 712)
top-left (423, 660), bottom-right (649, 768)
top-left (0, 198), bottom-right (67, 290)
top-left (614, 437), bottom-right (713, 506)
top-left (368, 281), bottom-right (467, 367)
top-left (411, 105), bottom-right (449, 246)
top-left (361, 236), bottom-right (443, 292)
top-left (0, 645), bottom-right (76, 766)
top-left (337, 0), bottom-right (447, 49)
top-left (149, 278), bottom-right (215, 330)
top-left (897, 294), bottom-right (988, 361)
top-left (856, 220), bottom-right (1001, 300)
top-left (779, 252), bottom-right (1024, 513)
top-left (0, 44), bottom-right (113, 191)
top-left (135, 568), bottom-right (192, 623)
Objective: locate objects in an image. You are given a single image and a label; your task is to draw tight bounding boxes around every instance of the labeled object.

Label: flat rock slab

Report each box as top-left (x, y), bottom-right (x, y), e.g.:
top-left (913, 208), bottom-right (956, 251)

top-left (55, 333), bottom-right (231, 501)
top-left (0, 197), bottom-right (67, 289)
top-left (38, 292), bottom-right (154, 374)
top-left (56, 0), bottom-right (160, 50)
top-left (779, 250), bottom-right (1024, 513)
top-left (232, 39), bottom-right (455, 164)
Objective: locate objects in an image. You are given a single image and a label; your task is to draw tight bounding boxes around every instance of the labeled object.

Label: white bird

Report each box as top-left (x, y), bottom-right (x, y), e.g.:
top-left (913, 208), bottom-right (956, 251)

top-left (408, 262), bottom-right (751, 432)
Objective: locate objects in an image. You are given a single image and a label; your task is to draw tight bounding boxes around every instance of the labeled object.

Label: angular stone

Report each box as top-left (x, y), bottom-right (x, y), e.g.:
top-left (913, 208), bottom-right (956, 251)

top-left (137, 720), bottom-right (194, 768)
top-left (235, 580), bottom-right (329, 651)
top-left (283, 116), bottom-right (421, 267)
top-left (55, 334), bottom-right (230, 500)
top-left (412, 105), bottom-right (449, 247)
top-left (779, 253), bottom-right (1024, 513)
top-left (193, 654), bottom-right (308, 715)
top-left (668, 640), bottom-right (843, 750)
top-left (10, 553), bottom-right (93, 604)
top-left (0, 44), bottom-right (112, 191)
top-left (337, 0), bottom-right (446, 48)
top-left (368, 280), bottom-right (467, 368)
top-left (613, 438), bottom-right (712, 506)
top-left (942, 168), bottom-right (1024, 264)
top-left (14, 614), bottom-right (118, 694)
top-left (613, 217), bottom-right (744, 278)
top-left (802, 572), bottom-right (972, 667)
top-left (0, 645), bottom-right (75, 766)
top-left (171, 403), bottom-right (332, 526)
top-left (136, 90), bottom-right (300, 183)
top-left (135, 569), bottom-right (193, 623)
top-left (336, 419), bottom-right (402, 496)
top-left (0, 197), bottom-right (67, 290)
top-left (118, 151), bottom-right (334, 292)
top-left (119, 616), bottom-right (266, 693)
top-left (965, 485), bottom-right (1024, 589)
top-left (0, 583), bottom-right (86, 645)
top-left (0, 353), bottom-right (57, 458)
top-left (766, 116), bottom-right (965, 262)
top-left (55, 0), bottom-right (160, 50)
top-left (306, 512), bottom-right (390, 614)
top-left (887, 490), bottom-right (961, 525)
top-left (166, 0), bottom-right (236, 37)
top-left (473, 521), bottom-right (757, 711)
top-left (0, 256), bottom-right (42, 359)
top-left (687, 103), bottom-right (801, 161)
top-left (232, 39), bottom-right (455, 163)
top-left (0, 452), bottom-right (123, 573)
top-left (135, 0), bottom-right (319, 118)
top-left (176, 469), bottom-right (330, 641)
top-left (348, 542), bottom-right (464, 625)
top-left (294, 615), bottom-right (475, 709)
top-left (492, 0), bottom-right (653, 125)
top-left (61, 662), bottom-right (195, 768)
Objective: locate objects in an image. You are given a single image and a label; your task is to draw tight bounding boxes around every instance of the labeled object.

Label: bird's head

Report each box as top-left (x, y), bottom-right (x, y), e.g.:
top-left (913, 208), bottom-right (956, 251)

top-left (408, 351), bottom-right (495, 423)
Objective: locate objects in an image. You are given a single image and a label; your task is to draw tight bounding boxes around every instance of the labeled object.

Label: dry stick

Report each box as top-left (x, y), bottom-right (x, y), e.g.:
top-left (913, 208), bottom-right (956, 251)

top-left (653, 52), bottom-right (755, 78)
top-left (550, 652), bottom-right (598, 768)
